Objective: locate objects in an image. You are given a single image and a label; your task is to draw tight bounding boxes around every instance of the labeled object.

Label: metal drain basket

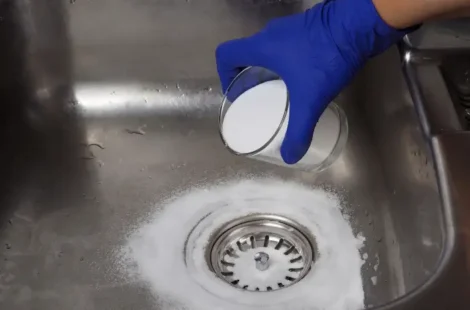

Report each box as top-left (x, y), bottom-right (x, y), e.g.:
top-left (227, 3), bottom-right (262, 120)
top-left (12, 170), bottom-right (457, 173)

top-left (206, 214), bottom-right (317, 292)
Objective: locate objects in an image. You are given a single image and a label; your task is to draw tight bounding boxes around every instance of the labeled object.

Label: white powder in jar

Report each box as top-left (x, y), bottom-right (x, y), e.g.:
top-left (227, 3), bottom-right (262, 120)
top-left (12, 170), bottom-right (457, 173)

top-left (222, 80), bottom-right (288, 154)
top-left (221, 80), bottom-right (342, 166)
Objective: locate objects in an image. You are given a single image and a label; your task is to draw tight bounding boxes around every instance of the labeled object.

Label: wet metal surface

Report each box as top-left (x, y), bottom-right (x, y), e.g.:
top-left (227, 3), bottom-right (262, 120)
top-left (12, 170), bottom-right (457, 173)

top-left (0, 0), bottom-right (467, 309)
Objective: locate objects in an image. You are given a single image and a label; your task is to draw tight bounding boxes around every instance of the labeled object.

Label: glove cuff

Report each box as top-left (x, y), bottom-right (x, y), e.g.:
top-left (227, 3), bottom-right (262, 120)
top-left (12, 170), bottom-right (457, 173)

top-left (364, 0), bottom-right (420, 54)
top-left (325, 0), bottom-right (419, 60)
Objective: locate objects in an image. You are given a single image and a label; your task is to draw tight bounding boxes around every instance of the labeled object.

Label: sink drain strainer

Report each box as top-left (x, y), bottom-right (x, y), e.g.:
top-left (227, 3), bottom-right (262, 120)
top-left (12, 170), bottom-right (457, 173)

top-left (206, 214), bottom-right (316, 292)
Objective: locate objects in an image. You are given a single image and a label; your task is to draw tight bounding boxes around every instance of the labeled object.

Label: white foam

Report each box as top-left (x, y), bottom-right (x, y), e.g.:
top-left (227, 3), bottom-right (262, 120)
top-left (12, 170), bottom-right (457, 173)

top-left (116, 178), bottom-right (365, 310)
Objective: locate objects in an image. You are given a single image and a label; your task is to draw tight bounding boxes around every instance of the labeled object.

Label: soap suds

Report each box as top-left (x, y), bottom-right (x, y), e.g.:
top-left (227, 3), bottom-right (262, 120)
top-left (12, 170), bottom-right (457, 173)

top-left (116, 178), bottom-right (365, 310)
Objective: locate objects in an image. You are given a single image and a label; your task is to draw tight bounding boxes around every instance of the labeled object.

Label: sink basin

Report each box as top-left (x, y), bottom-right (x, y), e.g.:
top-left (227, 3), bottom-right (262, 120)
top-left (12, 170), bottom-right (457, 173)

top-left (0, 0), bottom-right (465, 309)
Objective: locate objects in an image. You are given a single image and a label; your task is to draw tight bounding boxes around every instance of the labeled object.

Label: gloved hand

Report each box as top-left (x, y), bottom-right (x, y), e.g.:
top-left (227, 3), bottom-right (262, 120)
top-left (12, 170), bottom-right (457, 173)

top-left (216, 0), bottom-right (415, 164)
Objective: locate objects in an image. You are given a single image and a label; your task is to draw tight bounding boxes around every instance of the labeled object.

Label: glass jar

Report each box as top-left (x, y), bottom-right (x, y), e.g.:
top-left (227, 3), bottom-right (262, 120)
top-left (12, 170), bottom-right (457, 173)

top-left (219, 66), bottom-right (348, 172)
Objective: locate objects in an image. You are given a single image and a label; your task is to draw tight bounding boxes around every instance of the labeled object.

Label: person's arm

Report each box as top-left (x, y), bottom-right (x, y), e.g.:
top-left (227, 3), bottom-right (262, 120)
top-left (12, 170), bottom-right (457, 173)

top-left (216, 0), bottom-right (470, 165)
top-left (373, 0), bottom-right (470, 29)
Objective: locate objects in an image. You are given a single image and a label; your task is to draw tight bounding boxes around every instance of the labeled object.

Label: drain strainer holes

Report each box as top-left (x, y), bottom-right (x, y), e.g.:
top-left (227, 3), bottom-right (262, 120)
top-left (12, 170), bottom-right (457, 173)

top-left (206, 214), bottom-right (316, 292)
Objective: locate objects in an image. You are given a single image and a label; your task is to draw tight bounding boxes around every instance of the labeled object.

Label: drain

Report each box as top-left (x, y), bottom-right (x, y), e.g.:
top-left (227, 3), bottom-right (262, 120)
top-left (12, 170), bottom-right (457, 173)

top-left (206, 214), bottom-right (316, 292)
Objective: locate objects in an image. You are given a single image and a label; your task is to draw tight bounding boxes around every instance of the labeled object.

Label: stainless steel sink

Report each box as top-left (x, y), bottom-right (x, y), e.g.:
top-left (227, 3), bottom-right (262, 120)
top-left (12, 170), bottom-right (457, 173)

top-left (0, 0), bottom-right (468, 309)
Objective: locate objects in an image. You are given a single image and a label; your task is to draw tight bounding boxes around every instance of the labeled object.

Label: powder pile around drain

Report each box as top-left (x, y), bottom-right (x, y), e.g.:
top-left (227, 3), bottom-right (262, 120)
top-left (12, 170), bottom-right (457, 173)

top-left (116, 178), bottom-right (365, 310)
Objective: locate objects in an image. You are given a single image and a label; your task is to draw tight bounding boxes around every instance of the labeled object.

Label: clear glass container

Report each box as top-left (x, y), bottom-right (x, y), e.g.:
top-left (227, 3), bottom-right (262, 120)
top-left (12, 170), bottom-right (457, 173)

top-left (219, 66), bottom-right (348, 172)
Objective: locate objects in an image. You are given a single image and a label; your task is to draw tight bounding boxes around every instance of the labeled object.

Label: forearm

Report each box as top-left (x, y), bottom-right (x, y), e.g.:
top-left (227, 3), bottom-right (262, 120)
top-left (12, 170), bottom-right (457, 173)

top-left (373, 0), bottom-right (470, 29)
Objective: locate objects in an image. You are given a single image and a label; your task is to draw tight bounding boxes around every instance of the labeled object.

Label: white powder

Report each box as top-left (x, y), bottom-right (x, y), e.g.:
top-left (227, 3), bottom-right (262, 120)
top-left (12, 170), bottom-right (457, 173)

top-left (222, 80), bottom-right (287, 154)
top-left (221, 80), bottom-right (342, 166)
top-left (371, 276), bottom-right (378, 286)
top-left (373, 253), bottom-right (380, 272)
top-left (116, 178), bottom-right (365, 310)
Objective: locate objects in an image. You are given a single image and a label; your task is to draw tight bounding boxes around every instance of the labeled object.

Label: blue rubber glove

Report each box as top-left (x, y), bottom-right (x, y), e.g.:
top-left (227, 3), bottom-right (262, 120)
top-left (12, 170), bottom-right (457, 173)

top-left (216, 0), bottom-right (415, 164)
